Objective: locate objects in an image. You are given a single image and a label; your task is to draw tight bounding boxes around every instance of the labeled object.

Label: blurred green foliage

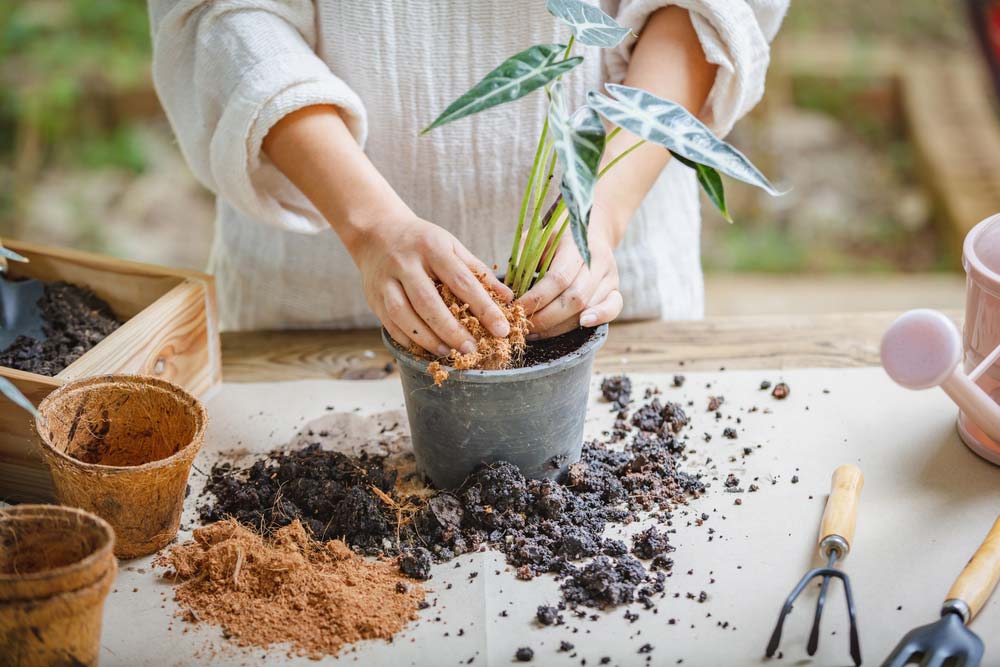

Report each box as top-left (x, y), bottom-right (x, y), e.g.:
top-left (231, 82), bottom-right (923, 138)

top-left (0, 0), bottom-right (150, 169)
top-left (785, 0), bottom-right (967, 46)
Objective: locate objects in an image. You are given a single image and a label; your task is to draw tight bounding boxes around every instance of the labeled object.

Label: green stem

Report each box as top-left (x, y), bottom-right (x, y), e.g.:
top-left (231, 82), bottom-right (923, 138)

top-left (530, 150), bottom-right (557, 230)
top-left (507, 118), bottom-right (550, 283)
top-left (515, 198), bottom-right (566, 296)
top-left (563, 35), bottom-right (575, 59)
top-left (599, 138), bottom-right (645, 178)
top-left (507, 36), bottom-right (578, 295)
top-left (512, 152), bottom-right (556, 293)
top-left (535, 203), bottom-right (568, 283)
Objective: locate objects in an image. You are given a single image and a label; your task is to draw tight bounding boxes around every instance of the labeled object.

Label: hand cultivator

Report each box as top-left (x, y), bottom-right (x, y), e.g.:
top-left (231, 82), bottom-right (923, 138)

top-left (881, 515), bottom-right (1000, 667)
top-left (766, 464), bottom-right (864, 666)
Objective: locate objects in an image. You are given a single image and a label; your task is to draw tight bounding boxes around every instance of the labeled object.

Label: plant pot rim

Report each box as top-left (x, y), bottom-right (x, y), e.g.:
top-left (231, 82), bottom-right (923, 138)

top-left (34, 374), bottom-right (207, 475)
top-left (0, 504), bottom-right (115, 593)
top-left (382, 324), bottom-right (608, 384)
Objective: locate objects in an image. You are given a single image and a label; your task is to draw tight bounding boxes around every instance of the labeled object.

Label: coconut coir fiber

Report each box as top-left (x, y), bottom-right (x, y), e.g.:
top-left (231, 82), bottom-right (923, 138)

top-left (409, 276), bottom-right (530, 384)
top-left (157, 519), bottom-right (424, 659)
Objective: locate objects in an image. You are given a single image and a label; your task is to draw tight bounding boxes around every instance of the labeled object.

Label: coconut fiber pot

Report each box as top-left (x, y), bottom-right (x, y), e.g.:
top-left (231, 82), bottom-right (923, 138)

top-left (383, 325), bottom-right (608, 489)
top-left (0, 504), bottom-right (117, 667)
top-left (35, 375), bottom-right (207, 558)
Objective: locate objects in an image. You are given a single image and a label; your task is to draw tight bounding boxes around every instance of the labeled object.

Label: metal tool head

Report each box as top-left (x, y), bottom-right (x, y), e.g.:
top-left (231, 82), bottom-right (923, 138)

top-left (881, 608), bottom-right (984, 667)
top-left (0, 276), bottom-right (44, 348)
top-left (765, 548), bottom-right (862, 666)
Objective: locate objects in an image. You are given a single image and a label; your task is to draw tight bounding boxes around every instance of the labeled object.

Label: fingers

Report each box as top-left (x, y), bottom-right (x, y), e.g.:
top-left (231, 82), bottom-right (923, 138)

top-left (517, 248), bottom-right (584, 317)
top-left (529, 315), bottom-right (581, 340)
top-left (383, 319), bottom-right (413, 350)
top-left (579, 289), bottom-right (623, 327)
top-left (383, 279), bottom-right (452, 357)
top-left (454, 244), bottom-right (514, 303)
top-left (528, 266), bottom-right (597, 337)
top-left (400, 274), bottom-right (478, 354)
top-left (439, 257), bottom-right (511, 338)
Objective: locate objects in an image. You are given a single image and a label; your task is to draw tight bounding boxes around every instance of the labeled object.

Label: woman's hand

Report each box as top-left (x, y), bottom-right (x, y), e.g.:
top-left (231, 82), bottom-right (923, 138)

top-left (353, 216), bottom-right (513, 356)
top-left (517, 216), bottom-right (623, 340)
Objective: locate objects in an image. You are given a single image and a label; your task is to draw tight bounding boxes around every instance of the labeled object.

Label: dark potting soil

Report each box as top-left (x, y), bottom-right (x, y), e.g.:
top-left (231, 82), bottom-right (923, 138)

top-left (0, 281), bottom-right (121, 375)
top-left (199, 384), bottom-right (710, 615)
top-left (519, 325), bottom-right (598, 367)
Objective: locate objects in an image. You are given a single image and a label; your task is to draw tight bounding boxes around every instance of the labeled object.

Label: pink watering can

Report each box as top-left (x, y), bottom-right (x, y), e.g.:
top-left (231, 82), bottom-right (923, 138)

top-left (882, 214), bottom-right (1000, 464)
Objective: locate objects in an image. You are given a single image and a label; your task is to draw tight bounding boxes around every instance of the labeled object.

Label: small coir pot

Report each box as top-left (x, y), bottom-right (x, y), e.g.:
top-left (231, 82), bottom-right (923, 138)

top-left (0, 504), bottom-right (117, 667)
top-left (35, 375), bottom-right (207, 558)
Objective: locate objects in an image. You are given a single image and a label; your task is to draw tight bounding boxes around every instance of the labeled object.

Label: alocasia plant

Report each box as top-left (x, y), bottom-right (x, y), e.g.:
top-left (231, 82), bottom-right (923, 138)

top-left (422, 0), bottom-right (780, 298)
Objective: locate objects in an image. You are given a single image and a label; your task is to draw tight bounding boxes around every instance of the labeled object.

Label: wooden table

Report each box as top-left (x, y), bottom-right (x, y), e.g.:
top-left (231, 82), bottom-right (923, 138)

top-left (221, 311), bottom-right (948, 382)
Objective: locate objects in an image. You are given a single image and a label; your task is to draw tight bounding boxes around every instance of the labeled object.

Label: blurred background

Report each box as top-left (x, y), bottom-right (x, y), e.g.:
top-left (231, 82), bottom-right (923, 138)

top-left (0, 1), bottom-right (992, 317)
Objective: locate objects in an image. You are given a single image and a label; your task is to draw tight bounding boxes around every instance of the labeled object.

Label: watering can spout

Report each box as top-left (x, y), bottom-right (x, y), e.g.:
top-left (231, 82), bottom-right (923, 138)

top-left (881, 309), bottom-right (1000, 445)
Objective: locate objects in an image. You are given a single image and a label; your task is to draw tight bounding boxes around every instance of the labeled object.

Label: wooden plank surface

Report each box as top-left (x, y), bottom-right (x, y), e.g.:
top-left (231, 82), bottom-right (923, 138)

top-left (222, 311), bottom-right (957, 382)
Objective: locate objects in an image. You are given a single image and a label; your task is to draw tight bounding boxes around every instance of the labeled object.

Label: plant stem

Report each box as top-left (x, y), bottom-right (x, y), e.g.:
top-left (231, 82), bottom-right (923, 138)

top-left (599, 138), bottom-right (645, 177)
top-left (515, 198), bottom-right (566, 296)
top-left (507, 118), bottom-right (550, 284)
top-left (563, 35), bottom-right (575, 59)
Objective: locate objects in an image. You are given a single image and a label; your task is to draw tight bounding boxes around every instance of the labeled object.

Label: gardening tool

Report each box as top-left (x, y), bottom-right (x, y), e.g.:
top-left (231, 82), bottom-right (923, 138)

top-left (881, 514), bottom-right (1000, 667)
top-left (0, 276), bottom-right (45, 348)
top-left (0, 241), bottom-right (42, 348)
top-left (765, 464), bottom-right (863, 666)
top-left (881, 213), bottom-right (1000, 465)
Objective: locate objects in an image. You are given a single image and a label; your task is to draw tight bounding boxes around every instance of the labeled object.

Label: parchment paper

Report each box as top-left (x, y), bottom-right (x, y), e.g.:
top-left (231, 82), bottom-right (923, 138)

top-left (98, 368), bottom-right (1000, 667)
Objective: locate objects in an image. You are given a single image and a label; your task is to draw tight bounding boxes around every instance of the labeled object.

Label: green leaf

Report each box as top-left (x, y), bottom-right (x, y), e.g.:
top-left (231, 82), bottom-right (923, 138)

top-left (671, 152), bottom-right (732, 223)
top-left (0, 377), bottom-right (37, 417)
top-left (588, 84), bottom-right (783, 195)
top-left (546, 0), bottom-right (632, 48)
top-left (421, 44), bottom-right (582, 134)
top-left (548, 82), bottom-right (606, 266)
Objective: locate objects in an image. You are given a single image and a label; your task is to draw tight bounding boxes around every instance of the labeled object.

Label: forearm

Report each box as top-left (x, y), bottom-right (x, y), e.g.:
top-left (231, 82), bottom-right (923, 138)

top-left (262, 105), bottom-right (408, 257)
top-left (594, 6), bottom-right (718, 246)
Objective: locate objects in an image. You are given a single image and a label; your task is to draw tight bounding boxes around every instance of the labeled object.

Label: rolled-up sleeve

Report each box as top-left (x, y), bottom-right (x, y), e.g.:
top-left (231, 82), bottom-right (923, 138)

top-left (605, 0), bottom-right (788, 137)
top-left (150, 0), bottom-right (367, 233)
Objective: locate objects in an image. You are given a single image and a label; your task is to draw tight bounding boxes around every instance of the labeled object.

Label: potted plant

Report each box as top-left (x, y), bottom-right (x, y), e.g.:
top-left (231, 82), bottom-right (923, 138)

top-left (384, 0), bottom-right (779, 489)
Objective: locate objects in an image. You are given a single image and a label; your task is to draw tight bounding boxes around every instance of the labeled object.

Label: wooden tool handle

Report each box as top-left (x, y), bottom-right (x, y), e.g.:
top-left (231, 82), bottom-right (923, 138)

top-left (946, 515), bottom-right (1000, 622)
top-left (817, 464), bottom-right (864, 555)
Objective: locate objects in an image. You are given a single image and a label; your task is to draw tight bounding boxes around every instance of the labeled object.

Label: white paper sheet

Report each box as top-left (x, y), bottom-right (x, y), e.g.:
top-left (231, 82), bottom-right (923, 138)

top-left (98, 368), bottom-right (1000, 667)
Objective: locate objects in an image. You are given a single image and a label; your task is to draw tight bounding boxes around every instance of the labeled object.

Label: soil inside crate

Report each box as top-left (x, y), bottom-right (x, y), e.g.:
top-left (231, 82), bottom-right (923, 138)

top-left (0, 280), bottom-right (122, 376)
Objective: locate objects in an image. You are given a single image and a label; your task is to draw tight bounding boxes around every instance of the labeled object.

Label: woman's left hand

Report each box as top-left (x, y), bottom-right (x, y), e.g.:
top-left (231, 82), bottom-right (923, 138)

top-left (517, 216), bottom-right (623, 340)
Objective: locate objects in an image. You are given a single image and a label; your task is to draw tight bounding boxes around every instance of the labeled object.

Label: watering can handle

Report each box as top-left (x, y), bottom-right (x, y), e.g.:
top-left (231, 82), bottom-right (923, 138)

top-left (945, 514), bottom-right (1000, 623)
top-left (817, 464), bottom-right (863, 558)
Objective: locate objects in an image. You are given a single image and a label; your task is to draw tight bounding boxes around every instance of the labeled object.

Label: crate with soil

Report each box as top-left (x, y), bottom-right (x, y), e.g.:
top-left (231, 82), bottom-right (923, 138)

top-left (0, 240), bottom-right (220, 502)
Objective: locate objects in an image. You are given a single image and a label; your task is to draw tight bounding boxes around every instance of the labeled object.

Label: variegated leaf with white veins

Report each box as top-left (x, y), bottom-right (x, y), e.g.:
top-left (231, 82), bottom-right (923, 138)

top-left (546, 0), bottom-right (632, 48)
top-left (421, 44), bottom-right (582, 134)
top-left (588, 84), bottom-right (782, 195)
top-left (548, 81), bottom-right (606, 266)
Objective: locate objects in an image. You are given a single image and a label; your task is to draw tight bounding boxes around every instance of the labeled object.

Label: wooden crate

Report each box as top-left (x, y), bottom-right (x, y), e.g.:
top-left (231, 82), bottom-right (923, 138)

top-left (0, 240), bottom-right (221, 502)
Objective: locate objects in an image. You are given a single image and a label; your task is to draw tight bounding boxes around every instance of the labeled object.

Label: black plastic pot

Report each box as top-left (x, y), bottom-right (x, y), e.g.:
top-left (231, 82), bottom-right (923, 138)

top-left (383, 325), bottom-right (608, 489)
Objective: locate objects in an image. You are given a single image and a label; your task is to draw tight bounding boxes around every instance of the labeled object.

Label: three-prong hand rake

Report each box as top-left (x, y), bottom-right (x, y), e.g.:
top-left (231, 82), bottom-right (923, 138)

top-left (766, 464), bottom-right (864, 666)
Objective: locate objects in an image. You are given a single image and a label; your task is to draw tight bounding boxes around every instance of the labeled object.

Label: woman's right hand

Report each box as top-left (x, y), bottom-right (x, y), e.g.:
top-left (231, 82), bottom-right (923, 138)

top-left (352, 216), bottom-right (513, 356)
